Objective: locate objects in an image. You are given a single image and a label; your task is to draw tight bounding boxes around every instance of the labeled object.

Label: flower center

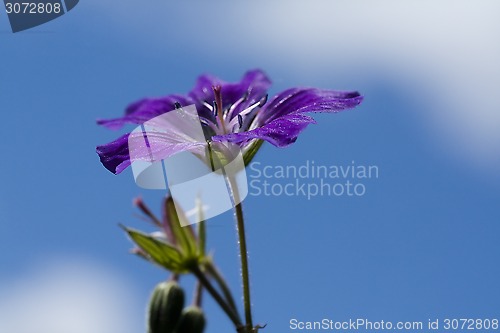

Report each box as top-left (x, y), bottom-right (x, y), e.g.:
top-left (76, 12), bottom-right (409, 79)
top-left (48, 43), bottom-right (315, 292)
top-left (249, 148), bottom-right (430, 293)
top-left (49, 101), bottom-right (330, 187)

top-left (202, 86), bottom-right (269, 136)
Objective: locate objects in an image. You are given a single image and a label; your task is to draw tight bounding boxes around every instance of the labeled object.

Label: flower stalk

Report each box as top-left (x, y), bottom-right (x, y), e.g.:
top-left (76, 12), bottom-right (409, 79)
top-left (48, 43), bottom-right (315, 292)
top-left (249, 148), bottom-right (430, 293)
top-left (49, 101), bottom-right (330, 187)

top-left (205, 261), bottom-right (239, 317)
top-left (191, 265), bottom-right (242, 328)
top-left (235, 202), bottom-right (253, 331)
top-left (224, 173), bottom-right (253, 332)
top-left (193, 281), bottom-right (203, 308)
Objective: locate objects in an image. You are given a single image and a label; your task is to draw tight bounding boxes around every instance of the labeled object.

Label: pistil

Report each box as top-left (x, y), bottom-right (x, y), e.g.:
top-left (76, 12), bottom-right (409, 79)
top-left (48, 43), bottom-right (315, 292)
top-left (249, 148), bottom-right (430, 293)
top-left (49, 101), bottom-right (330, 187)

top-left (212, 85), bottom-right (228, 134)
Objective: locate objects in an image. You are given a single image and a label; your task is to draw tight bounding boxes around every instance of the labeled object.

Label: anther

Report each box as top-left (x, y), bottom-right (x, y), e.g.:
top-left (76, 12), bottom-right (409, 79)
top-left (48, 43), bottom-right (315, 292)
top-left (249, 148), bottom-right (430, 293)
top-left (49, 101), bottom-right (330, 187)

top-left (203, 100), bottom-right (213, 112)
top-left (213, 101), bottom-right (218, 117)
top-left (242, 91), bottom-right (249, 101)
top-left (174, 102), bottom-right (182, 109)
top-left (224, 103), bottom-right (233, 116)
top-left (238, 114), bottom-right (243, 129)
top-left (258, 94), bottom-right (268, 107)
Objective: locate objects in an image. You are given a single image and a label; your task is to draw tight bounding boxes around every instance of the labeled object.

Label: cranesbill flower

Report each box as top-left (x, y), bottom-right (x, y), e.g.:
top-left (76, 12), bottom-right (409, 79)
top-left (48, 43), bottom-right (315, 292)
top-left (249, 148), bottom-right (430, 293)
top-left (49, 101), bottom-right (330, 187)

top-left (96, 69), bottom-right (363, 174)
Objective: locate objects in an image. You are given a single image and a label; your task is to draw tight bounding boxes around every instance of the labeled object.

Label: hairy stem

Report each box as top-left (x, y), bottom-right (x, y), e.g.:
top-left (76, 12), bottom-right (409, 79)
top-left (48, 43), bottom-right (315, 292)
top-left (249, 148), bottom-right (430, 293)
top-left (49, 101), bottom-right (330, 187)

top-left (235, 202), bottom-right (253, 330)
top-left (225, 174), bottom-right (253, 331)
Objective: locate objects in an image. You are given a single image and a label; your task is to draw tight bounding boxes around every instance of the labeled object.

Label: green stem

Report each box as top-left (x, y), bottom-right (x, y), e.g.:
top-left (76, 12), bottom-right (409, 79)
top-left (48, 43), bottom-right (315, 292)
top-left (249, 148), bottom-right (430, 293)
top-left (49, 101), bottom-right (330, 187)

top-left (193, 280), bottom-right (203, 307)
top-left (225, 174), bottom-right (253, 331)
top-left (208, 141), bottom-right (254, 332)
top-left (191, 265), bottom-right (242, 328)
top-left (235, 202), bottom-right (253, 330)
top-left (206, 261), bottom-right (239, 314)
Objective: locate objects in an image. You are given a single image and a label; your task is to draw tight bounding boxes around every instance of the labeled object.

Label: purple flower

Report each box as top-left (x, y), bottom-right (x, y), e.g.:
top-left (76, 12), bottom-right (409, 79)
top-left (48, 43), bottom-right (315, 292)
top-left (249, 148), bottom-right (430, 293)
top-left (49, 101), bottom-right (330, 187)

top-left (96, 69), bottom-right (363, 174)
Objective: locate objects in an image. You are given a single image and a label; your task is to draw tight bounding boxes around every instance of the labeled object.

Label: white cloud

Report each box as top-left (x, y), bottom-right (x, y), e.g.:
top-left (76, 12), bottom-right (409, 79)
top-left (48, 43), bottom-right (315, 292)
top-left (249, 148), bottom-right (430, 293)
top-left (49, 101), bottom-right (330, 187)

top-left (88, 0), bottom-right (500, 172)
top-left (228, 0), bottom-right (500, 170)
top-left (0, 259), bottom-right (140, 333)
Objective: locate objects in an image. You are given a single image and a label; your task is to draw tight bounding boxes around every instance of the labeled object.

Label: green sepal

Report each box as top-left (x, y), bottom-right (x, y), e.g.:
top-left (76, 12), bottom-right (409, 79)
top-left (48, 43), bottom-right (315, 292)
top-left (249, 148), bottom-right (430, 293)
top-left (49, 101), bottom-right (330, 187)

top-left (243, 139), bottom-right (264, 166)
top-left (123, 226), bottom-right (186, 272)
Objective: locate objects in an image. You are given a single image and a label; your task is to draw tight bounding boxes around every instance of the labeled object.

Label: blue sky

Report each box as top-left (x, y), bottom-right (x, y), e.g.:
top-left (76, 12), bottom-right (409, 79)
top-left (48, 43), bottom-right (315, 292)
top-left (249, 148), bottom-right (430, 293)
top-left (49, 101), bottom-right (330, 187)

top-left (1, 1), bottom-right (499, 333)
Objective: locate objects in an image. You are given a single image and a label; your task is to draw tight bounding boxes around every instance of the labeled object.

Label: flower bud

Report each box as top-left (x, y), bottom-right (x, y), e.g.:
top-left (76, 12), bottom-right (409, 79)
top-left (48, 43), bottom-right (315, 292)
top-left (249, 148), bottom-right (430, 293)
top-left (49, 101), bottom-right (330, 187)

top-left (148, 281), bottom-right (185, 333)
top-left (175, 306), bottom-right (206, 333)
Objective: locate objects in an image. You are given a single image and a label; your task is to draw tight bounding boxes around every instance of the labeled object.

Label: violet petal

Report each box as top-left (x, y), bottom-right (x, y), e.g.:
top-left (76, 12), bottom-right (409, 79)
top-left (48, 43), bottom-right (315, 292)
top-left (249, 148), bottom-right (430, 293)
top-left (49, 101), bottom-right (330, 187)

top-left (97, 95), bottom-right (195, 130)
top-left (259, 88), bottom-right (363, 124)
top-left (96, 133), bottom-right (131, 174)
top-left (212, 113), bottom-right (317, 147)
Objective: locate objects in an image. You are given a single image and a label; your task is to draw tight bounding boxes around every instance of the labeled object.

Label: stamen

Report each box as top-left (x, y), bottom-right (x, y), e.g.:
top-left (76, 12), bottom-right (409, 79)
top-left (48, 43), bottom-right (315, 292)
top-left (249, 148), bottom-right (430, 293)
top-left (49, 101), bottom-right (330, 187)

top-left (199, 116), bottom-right (219, 132)
top-left (224, 103), bottom-right (233, 117)
top-left (227, 92), bottom-right (249, 119)
top-left (242, 91), bottom-right (249, 101)
top-left (199, 117), bottom-right (211, 127)
top-left (227, 94), bottom-right (268, 131)
top-left (238, 114), bottom-right (243, 129)
top-left (258, 94), bottom-right (268, 107)
top-left (174, 102), bottom-right (182, 109)
top-left (213, 101), bottom-right (218, 117)
top-left (238, 97), bottom-right (264, 117)
top-left (203, 101), bottom-right (213, 112)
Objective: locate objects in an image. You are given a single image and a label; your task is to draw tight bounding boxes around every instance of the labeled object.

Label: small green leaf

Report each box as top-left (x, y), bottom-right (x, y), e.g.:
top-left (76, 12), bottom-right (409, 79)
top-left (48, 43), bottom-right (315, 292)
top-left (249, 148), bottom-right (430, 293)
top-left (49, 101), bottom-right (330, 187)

top-left (123, 227), bottom-right (184, 272)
